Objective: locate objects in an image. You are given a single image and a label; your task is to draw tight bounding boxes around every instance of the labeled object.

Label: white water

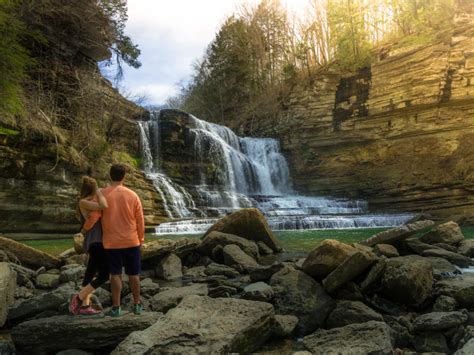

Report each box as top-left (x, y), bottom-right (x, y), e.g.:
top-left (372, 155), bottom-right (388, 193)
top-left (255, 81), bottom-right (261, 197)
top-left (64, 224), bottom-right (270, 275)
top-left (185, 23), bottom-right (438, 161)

top-left (138, 111), bottom-right (415, 234)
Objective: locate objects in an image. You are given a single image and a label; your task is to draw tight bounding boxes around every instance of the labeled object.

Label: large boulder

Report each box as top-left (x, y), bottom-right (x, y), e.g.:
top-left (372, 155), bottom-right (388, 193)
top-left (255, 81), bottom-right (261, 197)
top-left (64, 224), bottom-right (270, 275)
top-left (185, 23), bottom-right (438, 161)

top-left (112, 295), bottom-right (274, 354)
top-left (458, 240), bottom-right (474, 257)
top-left (269, 268), bottom-right (334, 335)
top-left (0, 236), bottom-right (60, 269)
top-left (373, 244), bottom-right (399, 258)
top-left (242, 282), bottom-right (274, 302)
top-left (322, 251), bottom-right (377, 294)
top-left (303, 321), bottom-right (393, 354)
top-left (421, 221), bottom-right (464, 245)
top-left (205, 263), bottom-right (240, 278)
top-left (359, 220), bottom-right (435, 247)
top-left (11, 312), bottom-right (160, 354)
top-left (0, 262), bottom-right (16, 327)
top-left (222, 244), bottom-right (258, 272)
top-left (273, 315), bottom-right (299, 338)
top-left (36, 273), bottom-right (60, 289)
top-left (437, 275), bottom-right (474, 308)
top-left (141, 237), bottom-right (200, 262)
top-left (326, 300), bottom-right (384, 329)
top-left (381, 255), bottom-right (433, 306)
top-left (8, 284), bottom-right (75, 323)
top-left (199, 231), bottom-right (259, 259)
top-left (203, 208), bottom-right (281, 252)
top-left (413, 311), bottom-right (468, 332)
top-left (421, 248), bottom-right (471, 268)
top-left (302, 240), bottom-right (356, 280)
top-left (150, 283), bottom-right (208, 313)
top-left (155, 253), bottom-right (183, 280)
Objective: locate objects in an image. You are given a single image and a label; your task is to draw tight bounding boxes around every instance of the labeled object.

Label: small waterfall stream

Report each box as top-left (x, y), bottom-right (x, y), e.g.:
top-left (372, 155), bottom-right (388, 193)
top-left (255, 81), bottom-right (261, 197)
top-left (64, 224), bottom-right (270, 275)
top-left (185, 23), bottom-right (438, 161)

top-left (138, 110), bottom-right (414, 234)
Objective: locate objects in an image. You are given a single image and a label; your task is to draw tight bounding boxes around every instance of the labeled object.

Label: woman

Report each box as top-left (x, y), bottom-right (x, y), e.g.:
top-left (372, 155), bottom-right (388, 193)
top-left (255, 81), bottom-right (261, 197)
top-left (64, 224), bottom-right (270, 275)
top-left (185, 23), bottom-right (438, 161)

top-left (69, 176), bottom-right (109, 315)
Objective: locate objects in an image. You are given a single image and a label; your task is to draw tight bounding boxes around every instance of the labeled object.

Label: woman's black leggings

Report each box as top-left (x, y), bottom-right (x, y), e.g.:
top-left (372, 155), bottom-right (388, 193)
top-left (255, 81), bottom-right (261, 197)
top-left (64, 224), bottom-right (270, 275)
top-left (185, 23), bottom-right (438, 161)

top-left (82, 243), bottom-right (110, 289)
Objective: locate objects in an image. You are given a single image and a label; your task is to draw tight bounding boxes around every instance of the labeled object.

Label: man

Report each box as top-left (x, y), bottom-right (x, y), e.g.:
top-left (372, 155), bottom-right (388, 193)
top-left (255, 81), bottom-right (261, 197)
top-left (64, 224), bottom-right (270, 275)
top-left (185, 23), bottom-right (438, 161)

top-left (101, 164), bottom-right (145, 316)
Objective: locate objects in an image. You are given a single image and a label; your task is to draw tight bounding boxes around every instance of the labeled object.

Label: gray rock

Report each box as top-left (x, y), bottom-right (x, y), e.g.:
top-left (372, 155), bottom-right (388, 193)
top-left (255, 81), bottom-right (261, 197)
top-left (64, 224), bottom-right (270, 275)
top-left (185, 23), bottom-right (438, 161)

top-left (301, 239), bottom-right (356, 280)
top-left (0, 338), bottom-right (16, 355)
top-left (270, 268), bottom-right (334, 335)
top-left (360, 220), bottom-right (435, 246)
top-left (155, 253), bottom-right (182, 280)
top-left (424, 256), bottom-right (459, 278)
top-left (0, 262), bottom-right (16, 327)
top-left (11, 312), bottom-right (160, 353)
top-left (405, 238), bottom-right (444, 254)
top-left (59, 265), bottom-right (85, 283)
top-left (433, 242), bottom-right (458, 252)
top-left (456, 338), bottom-right (474, 354)
top-left (93, 287), bottom-right (112, 308)
top-left (8, 284), bottom-right (75, 323)
top-left (421, 248), bottom-right (471, 268)
top-left (249, 263), bottom-right (284, 282)
top-left (35, 273), bottom-right (60, 289)
top-left (381, 255), bottom-right (433, 306)
top-left (322, 251), bottom-right (377, 293)
top-left (112, 295), bottom-right (274, 354)
top-left (413, 311), bottom-right (468, 332)
top-left (56, 350), bottom-right (92, 355)
top-left (205, 263), bottom-right (240, 278)
top-left (421, 221), bottom-right (464, 245)
top-left (437, 276), bottom-right (474, 308)
top-left (10, 263), bottom-right (35, 288)
top-left (334, 282), bottom-right (365, 302)
top-left (360, 257), bottom-right (387, 292)
top-left (326, 300), bottom-right (384, 329)
top-left (458, 240), bottom-right (474, 257)
top-left (222, 244), bottom-right (258, 272)
top-left (433, 295), bottom-right (457, 312)
top-left (242, 282), bottom-right (274, 302)
top-left (199, 231), bottom-right (260, 259)
top-left (257, 241), bottom-right (273, 256)
top-left (373, 244), bottom-right (399, 257)
top-left (150, 283), bottom-right (208, 313)
top-left (303, 321), bottom-right (394, 354)
top-left (140, 278), bottom-right (160, 297)
top-left (273, 315), bottom-right (298, 338)
top-left (413, 332), bottom-right (449, 353)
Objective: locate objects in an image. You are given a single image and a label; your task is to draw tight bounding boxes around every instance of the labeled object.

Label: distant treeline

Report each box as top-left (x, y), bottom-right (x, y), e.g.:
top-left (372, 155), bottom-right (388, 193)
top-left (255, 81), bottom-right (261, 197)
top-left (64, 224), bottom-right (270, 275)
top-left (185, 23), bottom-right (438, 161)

top-left (170, 0), bottom-right (455, 126)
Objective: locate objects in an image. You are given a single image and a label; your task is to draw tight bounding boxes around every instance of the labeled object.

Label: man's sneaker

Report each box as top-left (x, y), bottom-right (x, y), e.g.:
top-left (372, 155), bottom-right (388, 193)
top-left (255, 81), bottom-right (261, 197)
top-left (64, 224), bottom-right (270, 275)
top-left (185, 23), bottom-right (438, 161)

top-left (69, 294), bottom-right (82, 315)
top-left (106, 307), bottom-right (123, 317)
top-left (79, 306), bottom-right (102, 316)
top-left (133, 303), bottom-right (142, 315)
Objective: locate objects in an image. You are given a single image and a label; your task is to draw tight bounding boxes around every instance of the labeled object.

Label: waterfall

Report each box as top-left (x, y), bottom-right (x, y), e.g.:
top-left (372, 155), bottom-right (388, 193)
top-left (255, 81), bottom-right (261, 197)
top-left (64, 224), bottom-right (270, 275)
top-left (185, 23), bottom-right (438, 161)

top-left (138, 117), bottom-right (195, 218)
top-left (137, 110), bottom-right (415, 232)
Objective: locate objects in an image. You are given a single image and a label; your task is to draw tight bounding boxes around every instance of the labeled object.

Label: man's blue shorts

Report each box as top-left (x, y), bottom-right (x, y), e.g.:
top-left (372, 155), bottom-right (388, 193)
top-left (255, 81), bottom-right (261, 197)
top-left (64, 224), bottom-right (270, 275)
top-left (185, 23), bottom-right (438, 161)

top-left (106, 246), bottom-right (141, 276)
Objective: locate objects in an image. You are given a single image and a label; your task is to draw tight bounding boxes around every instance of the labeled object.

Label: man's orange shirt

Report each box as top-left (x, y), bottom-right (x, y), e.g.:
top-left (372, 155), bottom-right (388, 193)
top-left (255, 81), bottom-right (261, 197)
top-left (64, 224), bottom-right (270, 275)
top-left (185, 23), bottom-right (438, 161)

top-left (98, 185), bottom-right (144, 249)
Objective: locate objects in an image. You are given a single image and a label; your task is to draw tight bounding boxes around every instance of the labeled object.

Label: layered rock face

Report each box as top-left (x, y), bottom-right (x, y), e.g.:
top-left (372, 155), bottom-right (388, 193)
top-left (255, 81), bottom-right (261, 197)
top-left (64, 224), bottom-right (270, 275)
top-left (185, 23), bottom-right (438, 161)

top-left (223, 4), bottom-right (474, 219)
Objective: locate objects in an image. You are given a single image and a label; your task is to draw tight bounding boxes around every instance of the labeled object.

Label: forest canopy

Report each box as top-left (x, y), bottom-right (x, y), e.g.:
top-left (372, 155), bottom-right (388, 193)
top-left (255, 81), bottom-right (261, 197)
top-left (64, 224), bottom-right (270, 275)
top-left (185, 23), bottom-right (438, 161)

top-left (171, 0), bottom-right (456, 125)
top-left (0, 0), bottom-right (140, 115)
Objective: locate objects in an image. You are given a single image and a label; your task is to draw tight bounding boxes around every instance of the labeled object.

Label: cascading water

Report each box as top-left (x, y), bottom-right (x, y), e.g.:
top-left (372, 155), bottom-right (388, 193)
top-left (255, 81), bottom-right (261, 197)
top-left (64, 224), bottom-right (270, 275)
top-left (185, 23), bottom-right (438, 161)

top-left (138, 119), bottom-right (195, 218)
top-left (137, 110), bottom-right (415, 234)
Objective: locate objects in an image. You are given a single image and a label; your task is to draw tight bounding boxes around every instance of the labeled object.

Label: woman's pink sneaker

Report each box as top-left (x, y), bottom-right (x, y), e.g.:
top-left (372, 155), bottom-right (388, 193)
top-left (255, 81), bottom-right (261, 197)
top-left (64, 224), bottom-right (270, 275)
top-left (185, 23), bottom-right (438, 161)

top-left (69, 294), bottom-right (82, 315)
top-left (79, 306), bottom-right (101, 316)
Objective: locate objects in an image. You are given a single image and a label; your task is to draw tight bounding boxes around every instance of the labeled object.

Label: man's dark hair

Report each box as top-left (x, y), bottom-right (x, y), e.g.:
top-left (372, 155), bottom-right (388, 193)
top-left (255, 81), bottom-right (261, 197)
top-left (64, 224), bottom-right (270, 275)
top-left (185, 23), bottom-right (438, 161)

top-left (110, 164), bottom-right (127, 182)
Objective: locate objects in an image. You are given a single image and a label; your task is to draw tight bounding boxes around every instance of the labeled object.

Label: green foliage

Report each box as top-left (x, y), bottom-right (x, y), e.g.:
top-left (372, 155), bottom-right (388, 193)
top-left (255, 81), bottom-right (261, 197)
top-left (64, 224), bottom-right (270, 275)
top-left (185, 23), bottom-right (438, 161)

top-left (0, 125), bottom-right (19, 136)
top-left (99, 0), bottom-right (141, 80)
top-left (327, 0), bottom-right (374, 70)
top-left (0, 0), bottom-right (33, 115)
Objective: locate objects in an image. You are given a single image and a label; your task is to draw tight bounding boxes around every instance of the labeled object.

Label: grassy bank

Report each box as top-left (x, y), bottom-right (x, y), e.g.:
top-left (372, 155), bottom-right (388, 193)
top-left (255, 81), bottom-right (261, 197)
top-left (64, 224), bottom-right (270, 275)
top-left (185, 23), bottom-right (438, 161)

top-left (21, 226), bottom-right (474, 256)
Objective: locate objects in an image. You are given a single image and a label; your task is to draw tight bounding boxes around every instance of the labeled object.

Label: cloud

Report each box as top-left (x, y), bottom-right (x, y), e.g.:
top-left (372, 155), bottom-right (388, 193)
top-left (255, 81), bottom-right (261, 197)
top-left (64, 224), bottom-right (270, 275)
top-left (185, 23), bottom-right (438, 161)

top-left (118, 0), bottom-right (308, 106)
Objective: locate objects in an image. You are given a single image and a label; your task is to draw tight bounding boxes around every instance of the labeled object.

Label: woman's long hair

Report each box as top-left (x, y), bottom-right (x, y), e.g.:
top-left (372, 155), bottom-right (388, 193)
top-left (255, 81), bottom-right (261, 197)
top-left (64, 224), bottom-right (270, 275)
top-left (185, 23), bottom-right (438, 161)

top-left (75, 176), bottom-right (97, 221)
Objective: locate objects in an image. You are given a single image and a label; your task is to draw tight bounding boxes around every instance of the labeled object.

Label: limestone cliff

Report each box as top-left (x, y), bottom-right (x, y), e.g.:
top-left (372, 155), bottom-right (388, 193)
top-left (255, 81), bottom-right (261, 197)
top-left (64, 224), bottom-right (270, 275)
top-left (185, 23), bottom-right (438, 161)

top-left (0, 1), bottom-right (167, 233)
top-left (220, 2), bottom-right (474, 219)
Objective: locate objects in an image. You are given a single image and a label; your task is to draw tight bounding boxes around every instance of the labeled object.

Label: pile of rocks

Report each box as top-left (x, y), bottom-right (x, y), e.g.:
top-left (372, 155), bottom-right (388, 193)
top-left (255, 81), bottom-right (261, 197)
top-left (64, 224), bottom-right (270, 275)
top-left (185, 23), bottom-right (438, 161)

top-left (2, 209), bottom-right (474, 354)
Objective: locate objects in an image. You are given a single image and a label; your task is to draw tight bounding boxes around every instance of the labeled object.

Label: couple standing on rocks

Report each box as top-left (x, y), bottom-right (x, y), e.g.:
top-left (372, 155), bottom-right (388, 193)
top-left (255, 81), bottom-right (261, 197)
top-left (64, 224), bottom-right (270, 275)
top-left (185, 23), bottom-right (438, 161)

top-left (70, 164), bottom-right (145, 317)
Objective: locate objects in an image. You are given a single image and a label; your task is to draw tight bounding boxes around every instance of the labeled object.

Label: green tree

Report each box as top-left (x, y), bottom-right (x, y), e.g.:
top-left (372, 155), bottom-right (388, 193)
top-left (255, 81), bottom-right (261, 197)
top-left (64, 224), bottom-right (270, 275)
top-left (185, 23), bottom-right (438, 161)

top-left (0, 0), bottom-right (32, 114)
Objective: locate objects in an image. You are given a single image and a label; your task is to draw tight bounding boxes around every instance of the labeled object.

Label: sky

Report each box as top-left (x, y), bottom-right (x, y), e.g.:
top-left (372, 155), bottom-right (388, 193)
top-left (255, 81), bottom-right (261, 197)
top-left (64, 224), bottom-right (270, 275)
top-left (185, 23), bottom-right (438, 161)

top-left (112, 0), bottom-right (308, 106)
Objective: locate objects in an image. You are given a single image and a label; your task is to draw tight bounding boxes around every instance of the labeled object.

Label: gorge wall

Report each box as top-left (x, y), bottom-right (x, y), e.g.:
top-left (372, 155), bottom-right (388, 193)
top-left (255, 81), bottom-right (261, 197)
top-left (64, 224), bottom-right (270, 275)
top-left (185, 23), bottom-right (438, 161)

top-left (222, 2), bottom-right (474, 220)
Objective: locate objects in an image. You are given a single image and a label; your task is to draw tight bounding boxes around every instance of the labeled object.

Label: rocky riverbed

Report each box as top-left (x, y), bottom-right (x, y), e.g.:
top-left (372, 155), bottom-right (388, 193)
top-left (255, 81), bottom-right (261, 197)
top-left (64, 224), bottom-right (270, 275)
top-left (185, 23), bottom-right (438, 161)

top-left (2, 208), bottom-right (474, 354)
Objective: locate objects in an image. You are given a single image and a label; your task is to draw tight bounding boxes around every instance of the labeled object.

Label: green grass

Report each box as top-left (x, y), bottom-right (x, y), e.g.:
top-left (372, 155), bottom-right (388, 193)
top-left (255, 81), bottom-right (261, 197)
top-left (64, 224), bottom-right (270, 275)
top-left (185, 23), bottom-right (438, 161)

top-left (0, 126), bottom-right (19, 136)
top-left (19, 226), bottom-right (474, 256)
